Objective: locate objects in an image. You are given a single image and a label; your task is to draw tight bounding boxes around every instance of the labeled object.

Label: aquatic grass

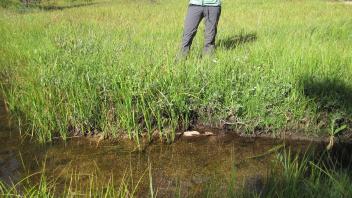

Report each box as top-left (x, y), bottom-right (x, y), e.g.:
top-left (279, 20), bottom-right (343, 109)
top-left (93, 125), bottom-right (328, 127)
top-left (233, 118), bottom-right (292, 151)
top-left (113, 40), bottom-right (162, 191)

top-left (254, 149), bottom-right (352, 198)
top-left (0, 0), bottom-right (352, 143)
top-left (193, 147), bottom-right (352, 198)
top-left (0, 164), bottom-right (155, 197)
top-left (1, 145), bottom-right (352, 197)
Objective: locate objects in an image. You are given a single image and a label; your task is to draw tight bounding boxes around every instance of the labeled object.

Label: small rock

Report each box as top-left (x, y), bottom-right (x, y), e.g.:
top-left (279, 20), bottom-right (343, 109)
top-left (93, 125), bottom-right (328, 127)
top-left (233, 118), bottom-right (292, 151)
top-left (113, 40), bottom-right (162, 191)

top-left (204, 131), bottom-right (214, 136)
top-left (183, 131), bottom-right (200, 137)
top-left (176, 132), bottom-right (183, 136)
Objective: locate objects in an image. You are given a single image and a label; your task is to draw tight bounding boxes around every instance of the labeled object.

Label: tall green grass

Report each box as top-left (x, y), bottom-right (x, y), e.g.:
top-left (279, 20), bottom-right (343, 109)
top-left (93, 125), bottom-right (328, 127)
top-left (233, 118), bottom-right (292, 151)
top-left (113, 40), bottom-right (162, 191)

top-left (0, 0), bottom-right (351, 142)
top-left (197, 148), bottom-right (352, 197)
top-left (256, 149), bottom-right (352, 197)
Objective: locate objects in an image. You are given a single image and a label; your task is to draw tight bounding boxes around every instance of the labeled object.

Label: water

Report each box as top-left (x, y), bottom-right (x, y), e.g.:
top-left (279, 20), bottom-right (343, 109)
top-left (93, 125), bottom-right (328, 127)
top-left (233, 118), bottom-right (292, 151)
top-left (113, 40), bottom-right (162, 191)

top-left (0, 102), bottom-right (318, 196)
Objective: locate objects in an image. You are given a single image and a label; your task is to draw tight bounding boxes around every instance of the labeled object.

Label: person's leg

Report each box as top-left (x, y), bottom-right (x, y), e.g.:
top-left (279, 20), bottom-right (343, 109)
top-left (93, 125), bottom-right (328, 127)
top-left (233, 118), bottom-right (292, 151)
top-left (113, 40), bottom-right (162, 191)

top-left (203, 6), bottom-right (221, 56)
top-left (179, 5), bottom-right (204, 58)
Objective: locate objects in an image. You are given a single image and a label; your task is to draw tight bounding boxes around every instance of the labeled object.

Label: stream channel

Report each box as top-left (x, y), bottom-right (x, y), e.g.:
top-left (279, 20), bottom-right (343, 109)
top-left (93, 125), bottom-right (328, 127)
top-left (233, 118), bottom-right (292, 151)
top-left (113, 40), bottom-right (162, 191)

top-left (0, 102), bottom-right (329, 196)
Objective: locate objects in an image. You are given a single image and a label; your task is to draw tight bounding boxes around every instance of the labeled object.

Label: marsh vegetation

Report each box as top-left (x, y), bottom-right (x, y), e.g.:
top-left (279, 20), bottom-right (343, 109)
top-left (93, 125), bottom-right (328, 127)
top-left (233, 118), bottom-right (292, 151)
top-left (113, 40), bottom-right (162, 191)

top-left (0, 0), bottom-right (352, 196)
top-left (1, 0), bottom-right (352, 143)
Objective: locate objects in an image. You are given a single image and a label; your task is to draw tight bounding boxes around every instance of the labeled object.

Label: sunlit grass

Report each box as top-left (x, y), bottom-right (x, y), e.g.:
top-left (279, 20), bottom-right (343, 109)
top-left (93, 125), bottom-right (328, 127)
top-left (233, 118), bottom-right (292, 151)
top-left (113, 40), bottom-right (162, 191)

top-left (0, 0), bottom-right (351, 143)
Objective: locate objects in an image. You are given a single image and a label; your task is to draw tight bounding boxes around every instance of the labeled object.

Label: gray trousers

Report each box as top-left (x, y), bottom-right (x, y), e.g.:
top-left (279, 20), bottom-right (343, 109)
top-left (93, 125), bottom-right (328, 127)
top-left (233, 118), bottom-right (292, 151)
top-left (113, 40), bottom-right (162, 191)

top-left (180, 5), bottom-right (221, 57)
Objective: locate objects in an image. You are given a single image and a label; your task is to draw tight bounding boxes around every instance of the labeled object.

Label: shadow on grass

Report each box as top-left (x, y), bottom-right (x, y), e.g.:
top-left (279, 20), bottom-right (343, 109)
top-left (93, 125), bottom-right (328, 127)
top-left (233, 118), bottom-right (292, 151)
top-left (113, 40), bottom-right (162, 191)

top-left (301, 76), bottom-right (352, 139)
top-left (302, 77), bottom-right (352, 115)
top-left (300, 77), bottom-right (352, 186)
top-left (217, 32), bottom-right (257, 50)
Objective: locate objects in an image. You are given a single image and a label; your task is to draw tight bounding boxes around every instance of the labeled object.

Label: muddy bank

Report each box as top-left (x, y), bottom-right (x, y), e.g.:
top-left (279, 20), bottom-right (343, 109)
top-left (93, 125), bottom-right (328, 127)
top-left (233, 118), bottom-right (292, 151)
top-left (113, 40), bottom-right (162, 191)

top-left (64, 122), bottom-right (352, 155)
top-left (105, 123), bottom-right (352, 151)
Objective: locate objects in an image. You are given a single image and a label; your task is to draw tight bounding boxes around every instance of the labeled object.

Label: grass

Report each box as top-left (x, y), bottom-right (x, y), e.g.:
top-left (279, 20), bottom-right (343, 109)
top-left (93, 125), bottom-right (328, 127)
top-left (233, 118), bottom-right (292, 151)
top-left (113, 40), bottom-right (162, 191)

top-left (0, 168), bottom-right (154, 197)
top-left (256, 149), bottom-right (352, 198)
top-left (0, 0), bottom-right (351, 143)
top-left (0, 0), bottom-right (95, 11)
top-left (197, 147), bottom-right (352, 198)
top-left (0, 156), bottom-right (157, 197)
